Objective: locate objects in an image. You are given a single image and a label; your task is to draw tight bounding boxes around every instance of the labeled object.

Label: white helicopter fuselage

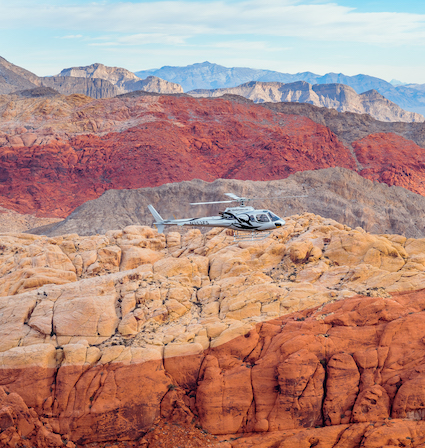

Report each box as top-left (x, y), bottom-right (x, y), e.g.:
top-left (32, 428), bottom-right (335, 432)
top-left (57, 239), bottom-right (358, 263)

top-left (148, 205), bottom-right (285, 233)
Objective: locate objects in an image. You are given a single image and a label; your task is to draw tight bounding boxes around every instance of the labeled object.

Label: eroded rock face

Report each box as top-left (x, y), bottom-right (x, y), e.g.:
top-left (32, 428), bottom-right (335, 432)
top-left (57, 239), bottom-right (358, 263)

top-left (2, 93), bottom-right (425, 221)
top-left (354, 132), bottom-right (425, 197)
top-left (0, 93), bottom-right (357, 217)
top-left (30, 167), bottom-right (425, 239)
top-left (56, 62), bottom-right (184, 95)
top-left (189, 81), bottom-right (424, 123)
top-left (3, 217), bottom-right (425, 446)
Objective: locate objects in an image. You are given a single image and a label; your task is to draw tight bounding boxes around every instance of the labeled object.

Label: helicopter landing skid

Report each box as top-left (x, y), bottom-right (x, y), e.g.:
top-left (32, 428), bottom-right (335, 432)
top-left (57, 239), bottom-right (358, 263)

top-left (226, 229), bottom-right (272, 241)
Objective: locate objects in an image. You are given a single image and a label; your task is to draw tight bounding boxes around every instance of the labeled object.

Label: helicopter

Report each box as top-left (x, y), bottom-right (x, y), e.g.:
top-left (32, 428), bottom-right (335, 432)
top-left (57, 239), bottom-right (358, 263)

top-left (148, 193), bottom-right (306, 238)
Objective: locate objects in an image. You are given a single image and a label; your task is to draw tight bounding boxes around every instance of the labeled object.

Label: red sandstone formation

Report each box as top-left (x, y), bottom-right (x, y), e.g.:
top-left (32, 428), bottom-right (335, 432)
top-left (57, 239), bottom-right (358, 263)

top-left (0, 95), bottom-right (355, 217)
top-left (4, 93), bottom-right (425, 218)
top-left (5, 289), bottom-right (425, 447)
top-left (353, 132), bottom-right (425, 196)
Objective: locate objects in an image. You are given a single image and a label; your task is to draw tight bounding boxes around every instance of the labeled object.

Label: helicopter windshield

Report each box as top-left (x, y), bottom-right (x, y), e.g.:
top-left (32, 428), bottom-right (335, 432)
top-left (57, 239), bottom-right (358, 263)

top-left (268, 212), bottom-right (281, 222)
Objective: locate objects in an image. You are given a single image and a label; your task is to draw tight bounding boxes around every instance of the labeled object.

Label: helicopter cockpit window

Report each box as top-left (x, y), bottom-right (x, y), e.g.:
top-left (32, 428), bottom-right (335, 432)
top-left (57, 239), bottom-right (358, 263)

top-left (256, 214), bottom-right (270, 222)
top-left (268, 212), bottom-right (280, 222)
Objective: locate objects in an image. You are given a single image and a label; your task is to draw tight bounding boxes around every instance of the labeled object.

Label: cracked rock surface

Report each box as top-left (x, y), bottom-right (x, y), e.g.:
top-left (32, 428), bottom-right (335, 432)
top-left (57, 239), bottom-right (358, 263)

top-left (2, 215), bottom-right (425, 446)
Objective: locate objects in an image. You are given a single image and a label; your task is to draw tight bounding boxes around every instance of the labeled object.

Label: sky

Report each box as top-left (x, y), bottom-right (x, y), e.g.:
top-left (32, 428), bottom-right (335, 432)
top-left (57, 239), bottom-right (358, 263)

top-left (1, 0), bottom-right (425, 83)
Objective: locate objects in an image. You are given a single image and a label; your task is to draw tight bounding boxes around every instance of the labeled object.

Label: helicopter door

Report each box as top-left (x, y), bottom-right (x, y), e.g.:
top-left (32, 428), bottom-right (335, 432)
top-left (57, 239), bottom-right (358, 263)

top-left (255, 213), bottom-right (270, 223)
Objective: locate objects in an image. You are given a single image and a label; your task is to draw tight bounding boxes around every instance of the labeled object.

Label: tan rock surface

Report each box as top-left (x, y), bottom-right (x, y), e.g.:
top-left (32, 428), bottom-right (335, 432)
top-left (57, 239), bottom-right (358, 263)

top-left (189, 81), bottom-right (424, 123)
top-left (57, 62), bottom-right (184, 95)
top-left (2, 216), bottom-right (425, 445)
top-left (58, 63), bottom-right (141, 90)
top-left (4, 216), bottom-right (425, 351)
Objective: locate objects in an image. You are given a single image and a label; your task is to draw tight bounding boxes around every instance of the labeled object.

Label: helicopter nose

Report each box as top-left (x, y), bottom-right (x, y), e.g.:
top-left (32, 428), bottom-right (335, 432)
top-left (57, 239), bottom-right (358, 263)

top-left (275, 221), bottom-right (284, 228)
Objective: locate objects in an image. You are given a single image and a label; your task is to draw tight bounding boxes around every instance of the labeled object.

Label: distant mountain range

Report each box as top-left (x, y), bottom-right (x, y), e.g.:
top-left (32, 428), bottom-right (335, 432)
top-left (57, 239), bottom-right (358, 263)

top-left (56, 63), bottom-right (183, 96)
top-left (1, 56), bottom-right (424, 122)
top-left (136, 61), bottom-right (425, 115)
top-left (189, 81), bottom-right (424, 123)
top-left (0, 57), bottom-right (183, 98)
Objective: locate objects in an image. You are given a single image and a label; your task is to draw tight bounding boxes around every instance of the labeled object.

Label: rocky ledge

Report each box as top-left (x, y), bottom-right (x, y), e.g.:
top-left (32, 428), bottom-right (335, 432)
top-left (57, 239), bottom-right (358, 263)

top-left (2, 214), bottom-right (425, 446)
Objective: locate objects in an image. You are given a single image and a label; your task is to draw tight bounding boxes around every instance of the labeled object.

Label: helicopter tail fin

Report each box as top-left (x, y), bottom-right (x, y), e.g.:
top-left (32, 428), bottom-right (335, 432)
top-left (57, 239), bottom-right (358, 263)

top-left (148, 205), bottom-right (165, 234)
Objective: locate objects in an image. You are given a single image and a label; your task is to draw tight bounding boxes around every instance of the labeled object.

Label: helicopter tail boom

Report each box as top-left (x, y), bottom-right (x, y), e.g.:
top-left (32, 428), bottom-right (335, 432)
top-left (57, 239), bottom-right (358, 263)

top-left (148, 205), bottom-right (165, 234)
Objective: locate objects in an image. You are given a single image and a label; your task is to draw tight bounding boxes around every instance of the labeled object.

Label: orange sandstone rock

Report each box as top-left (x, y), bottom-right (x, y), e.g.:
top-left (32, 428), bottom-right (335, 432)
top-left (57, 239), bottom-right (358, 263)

top-left (4, 222), bottom-right (425, 445)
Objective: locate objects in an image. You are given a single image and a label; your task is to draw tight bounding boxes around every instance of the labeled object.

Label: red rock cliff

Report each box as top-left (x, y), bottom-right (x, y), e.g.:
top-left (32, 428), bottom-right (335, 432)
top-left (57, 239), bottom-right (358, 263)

top-left (0, 94), bottom-right (361, 217)
top-left (2, 94), bottom-right (425, 218)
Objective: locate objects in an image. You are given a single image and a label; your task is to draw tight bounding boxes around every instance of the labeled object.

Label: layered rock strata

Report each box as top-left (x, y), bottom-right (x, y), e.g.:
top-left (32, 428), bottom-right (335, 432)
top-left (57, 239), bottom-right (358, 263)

top-left (40, 75), bottom-right (183, 98)
top-left (2, 216), bottom-right (425, 446)
top-left (135, 61), bottom-right (425, 115)
top-left (55, 62), bottom-right (184, 95)
top-left (188, 81), bottom-right (424, 123)
top-left (0, 56), bottom-right (183, 99)
top-left (40, 76), bottom-right (119, 99)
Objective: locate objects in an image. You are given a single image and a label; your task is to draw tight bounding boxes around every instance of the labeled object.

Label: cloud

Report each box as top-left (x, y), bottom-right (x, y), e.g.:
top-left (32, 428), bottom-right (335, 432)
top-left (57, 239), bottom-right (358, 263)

top-left (89, 33), bottom-right (188, 46)
top-left (58, 34), bottom-right (83, 39)
top-left (209, 41), bottom-right (289, 52)
top-left (2, 0), bottom-right (425, 46)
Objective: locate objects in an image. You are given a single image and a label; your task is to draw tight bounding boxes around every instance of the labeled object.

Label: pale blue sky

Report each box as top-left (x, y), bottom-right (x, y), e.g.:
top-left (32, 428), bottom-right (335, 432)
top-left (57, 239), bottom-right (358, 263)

top-left (1, 0), bottom-right (425, 83)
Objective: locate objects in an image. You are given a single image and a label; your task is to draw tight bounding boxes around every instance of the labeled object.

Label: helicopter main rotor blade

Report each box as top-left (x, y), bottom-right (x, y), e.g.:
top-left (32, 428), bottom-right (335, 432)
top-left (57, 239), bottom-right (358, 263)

top-left (222, 193), bottom-right (309, 202)
top-left (282, 195), bottom-right (309, 198)
top-left (250, 195), bottom-right (309, 200)
top-left (190, 194), bottom-right (308, 206)
top-left (190, 200), bottom-right (235, 205)
top-left (224, 193), bottom-right (242, 200)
